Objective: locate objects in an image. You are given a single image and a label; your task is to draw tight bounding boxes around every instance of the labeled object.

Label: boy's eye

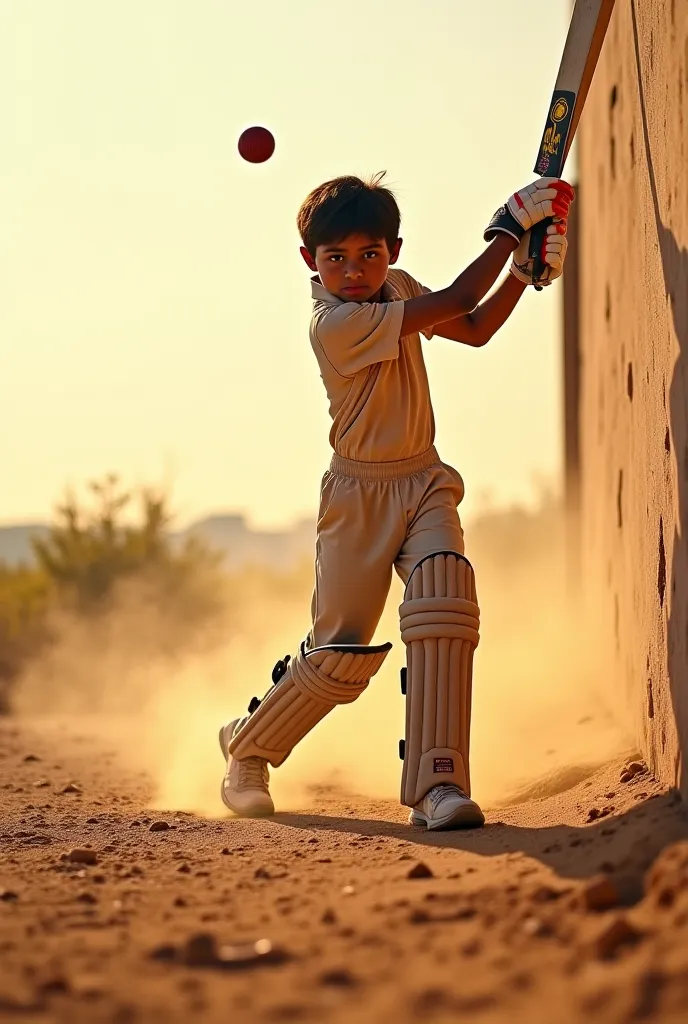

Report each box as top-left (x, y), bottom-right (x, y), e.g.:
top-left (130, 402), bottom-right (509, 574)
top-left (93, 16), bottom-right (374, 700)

top-left (328, 254), bottom-right (344, 262)
top-left (363, 251), bottom-right (379, 259)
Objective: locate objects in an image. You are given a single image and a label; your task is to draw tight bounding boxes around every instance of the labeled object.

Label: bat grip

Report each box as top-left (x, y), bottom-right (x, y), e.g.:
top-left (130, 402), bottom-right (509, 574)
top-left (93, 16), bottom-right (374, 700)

top-left (529, 218), bottom-right (551, 293)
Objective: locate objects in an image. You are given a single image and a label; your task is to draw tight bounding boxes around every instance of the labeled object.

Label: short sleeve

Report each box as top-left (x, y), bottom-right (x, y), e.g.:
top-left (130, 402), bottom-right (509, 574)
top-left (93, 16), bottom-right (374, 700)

top-left (419, 285), bottom-right (435, 341)
top-left (393, 269), bottom-right (434, 340)
top-left (312, 299), bottom-right (405, 378)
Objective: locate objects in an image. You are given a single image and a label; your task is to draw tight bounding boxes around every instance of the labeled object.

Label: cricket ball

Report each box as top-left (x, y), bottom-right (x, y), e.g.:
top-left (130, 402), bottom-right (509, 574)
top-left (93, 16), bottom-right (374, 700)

top-left (238, 126), bottom-right (275, 164)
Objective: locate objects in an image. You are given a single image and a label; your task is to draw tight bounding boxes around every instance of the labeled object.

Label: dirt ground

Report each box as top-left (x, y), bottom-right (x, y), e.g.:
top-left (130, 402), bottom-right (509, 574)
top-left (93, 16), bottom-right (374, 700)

top-left (2, 720), bottom-right (688, 1024)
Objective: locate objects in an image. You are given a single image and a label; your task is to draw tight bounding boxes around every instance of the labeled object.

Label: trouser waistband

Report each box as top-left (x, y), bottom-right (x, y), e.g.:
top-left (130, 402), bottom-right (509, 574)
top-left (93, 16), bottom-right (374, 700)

top-left (329, 446), bottom-right (440, 482)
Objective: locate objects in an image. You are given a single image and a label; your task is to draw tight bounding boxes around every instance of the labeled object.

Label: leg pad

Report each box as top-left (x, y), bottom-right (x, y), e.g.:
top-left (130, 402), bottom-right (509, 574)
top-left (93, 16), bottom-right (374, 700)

top-left (399, 551), bottom-right (479, 806)
top-left (228, 642), bottom-right (392, 767)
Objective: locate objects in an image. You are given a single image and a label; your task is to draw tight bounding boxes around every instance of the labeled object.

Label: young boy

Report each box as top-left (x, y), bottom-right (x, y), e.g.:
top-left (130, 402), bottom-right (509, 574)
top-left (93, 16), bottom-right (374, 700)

top-left (219, 173), bottom-right (573, 830)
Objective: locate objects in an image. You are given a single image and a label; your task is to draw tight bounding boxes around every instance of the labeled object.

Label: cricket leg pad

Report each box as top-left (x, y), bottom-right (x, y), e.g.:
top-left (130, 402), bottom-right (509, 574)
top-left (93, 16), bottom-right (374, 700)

top-left (228, 641), bottom-right (392, 767)
top-left (399, 552), bottom-right (480, 807)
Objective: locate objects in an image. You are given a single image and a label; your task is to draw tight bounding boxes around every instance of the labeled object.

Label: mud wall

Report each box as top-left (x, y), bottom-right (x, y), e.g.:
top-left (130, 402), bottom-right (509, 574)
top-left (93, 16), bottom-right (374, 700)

top-left (575, 0), bottom-right (688, 794)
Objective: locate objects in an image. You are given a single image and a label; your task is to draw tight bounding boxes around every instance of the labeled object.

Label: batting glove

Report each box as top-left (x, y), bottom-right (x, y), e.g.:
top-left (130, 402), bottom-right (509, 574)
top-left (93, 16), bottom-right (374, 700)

top-left (510, 220), bottom-right (569, 287)
top-left (484, 178), bottom-right (575, 244)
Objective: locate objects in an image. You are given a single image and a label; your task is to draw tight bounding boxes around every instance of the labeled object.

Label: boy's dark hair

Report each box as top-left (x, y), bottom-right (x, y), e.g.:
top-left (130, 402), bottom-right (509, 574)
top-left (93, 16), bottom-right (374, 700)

top-left (297, 173), bottom-right (401, 257)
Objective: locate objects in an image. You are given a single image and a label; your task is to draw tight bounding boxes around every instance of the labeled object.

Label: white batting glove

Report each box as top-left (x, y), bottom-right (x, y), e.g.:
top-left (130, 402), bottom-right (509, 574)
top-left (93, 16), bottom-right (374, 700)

top-left (510, 221), bottom-right (569, 287)
top-left (484, 179), bottom-right (575, 243)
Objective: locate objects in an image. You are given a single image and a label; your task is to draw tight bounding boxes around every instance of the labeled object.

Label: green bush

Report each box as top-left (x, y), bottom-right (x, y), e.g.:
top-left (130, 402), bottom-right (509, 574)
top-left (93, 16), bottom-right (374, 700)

top-left (0, 564), bottom-right (51, 712)
top-left (0, 476), bottom-right (228, 711)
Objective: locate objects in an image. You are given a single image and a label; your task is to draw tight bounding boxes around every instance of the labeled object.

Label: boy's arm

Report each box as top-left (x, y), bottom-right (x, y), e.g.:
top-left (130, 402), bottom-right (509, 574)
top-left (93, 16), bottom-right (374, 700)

top-left (433, 274), bottom-right (526, 347)
top-left (400, 177), bottom-right (574, 337)
top-left (434, 216), bottom-right (571, 346)
top-left (399, 235), bottom-right (517, 337)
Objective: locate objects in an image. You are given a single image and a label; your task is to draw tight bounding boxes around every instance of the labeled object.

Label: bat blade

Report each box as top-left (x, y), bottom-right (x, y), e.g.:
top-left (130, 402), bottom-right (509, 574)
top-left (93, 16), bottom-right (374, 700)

top-left (534, 0), bottom-right (616, 177)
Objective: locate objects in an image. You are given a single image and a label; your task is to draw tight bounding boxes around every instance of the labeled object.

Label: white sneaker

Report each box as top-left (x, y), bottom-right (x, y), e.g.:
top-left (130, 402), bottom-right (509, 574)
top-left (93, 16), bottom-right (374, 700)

top-left (218, 719), bottom-right (274, 818)
top-left (409, 783), bottom-right (484, 831)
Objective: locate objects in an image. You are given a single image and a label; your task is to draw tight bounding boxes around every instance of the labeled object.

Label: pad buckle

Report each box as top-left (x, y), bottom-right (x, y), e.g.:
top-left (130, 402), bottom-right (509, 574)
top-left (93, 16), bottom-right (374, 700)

top-left (271, 655), bottom-right (291, 685)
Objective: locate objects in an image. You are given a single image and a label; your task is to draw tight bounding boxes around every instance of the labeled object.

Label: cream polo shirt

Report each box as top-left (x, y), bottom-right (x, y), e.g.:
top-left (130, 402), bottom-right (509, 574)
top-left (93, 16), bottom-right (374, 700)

top-left (310, 269), bottom-right (436, 463)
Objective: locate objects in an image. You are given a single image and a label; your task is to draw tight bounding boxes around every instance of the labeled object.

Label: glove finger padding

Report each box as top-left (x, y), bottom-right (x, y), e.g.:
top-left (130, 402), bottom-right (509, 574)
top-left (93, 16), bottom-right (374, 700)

top-left (228, 642), bottom-right (392, 766)
top-left (511, 221), bottom-right (568, 287)
top-left (399, 552), bottom-right (480, 807)
top-left (484, 178), bottom-right (574, 243)
top-left (508, 178), bottom-right (574, 231)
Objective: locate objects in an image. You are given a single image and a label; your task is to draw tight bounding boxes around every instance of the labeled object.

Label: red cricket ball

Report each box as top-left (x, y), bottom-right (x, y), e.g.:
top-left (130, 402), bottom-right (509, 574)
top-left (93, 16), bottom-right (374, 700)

top-left (238, 126), bottom-right (275, 164)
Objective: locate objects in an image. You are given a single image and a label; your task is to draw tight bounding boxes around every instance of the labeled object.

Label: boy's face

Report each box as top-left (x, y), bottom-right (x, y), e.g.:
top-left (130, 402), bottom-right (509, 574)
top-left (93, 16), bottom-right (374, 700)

top-left (300, 234), bottom-right (402, 302)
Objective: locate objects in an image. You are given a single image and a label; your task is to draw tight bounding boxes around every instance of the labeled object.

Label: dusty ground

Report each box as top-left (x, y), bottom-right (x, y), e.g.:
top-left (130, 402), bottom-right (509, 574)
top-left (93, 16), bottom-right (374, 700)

top-left (2, 720), bottom-right (688, 1023)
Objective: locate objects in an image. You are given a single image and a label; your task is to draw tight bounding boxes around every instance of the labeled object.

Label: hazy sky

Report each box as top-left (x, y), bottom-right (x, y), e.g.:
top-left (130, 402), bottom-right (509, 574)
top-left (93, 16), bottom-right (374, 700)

top-left (2, 1), bottom-right (571, 529)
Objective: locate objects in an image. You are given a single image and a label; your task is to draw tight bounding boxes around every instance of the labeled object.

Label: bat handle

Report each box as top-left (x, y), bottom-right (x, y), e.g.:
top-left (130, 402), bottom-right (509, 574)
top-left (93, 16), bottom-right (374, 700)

top-left (529, 218), bottom-right (551, 293)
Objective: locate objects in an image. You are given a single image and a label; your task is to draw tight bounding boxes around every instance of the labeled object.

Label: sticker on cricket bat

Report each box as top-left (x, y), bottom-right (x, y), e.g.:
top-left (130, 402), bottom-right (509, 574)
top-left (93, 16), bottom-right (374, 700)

top-left (535, 90), bottom-right (576, 178)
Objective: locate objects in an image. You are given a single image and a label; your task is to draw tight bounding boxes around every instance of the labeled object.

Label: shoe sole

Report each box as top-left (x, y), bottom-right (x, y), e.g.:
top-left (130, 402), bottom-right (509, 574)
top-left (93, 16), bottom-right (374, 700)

top-left (410, 804), bottom-right (485, 831)
top-left (218, 722), bottom-right (274, 819)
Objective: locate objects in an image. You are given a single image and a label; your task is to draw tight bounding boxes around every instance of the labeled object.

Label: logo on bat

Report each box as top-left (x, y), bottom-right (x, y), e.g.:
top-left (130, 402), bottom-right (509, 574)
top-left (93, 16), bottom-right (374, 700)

top-left (536, 90), bottom-right (576, 179)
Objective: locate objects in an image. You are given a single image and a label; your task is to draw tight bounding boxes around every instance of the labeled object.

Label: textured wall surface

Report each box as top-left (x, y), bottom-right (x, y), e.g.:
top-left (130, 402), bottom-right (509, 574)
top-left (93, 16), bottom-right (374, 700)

top-left (577, 0), bottom-right (688, 794)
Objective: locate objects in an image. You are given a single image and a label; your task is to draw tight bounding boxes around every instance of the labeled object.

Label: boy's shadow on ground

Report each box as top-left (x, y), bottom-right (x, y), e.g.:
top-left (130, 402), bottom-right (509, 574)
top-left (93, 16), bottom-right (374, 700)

top-left (275, 789), bottom-right (686, 888)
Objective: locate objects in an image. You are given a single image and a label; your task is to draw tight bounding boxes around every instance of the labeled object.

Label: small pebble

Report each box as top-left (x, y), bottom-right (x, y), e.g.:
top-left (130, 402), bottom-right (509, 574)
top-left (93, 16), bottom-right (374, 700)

top-left (594, 916), bottom-right (642, 959)
top-left (319, 968), bottom-right (357, 987)
top-left (342, 884), bottom-right (355, 895)
top-left (76, 892), bottom-right (97, 904)
top-left (523, 916), bottom-right (551, 937)
top-left (587, 806), bottom-right (613, 822)
top-left (407, 862), bottom-right (434, 880)
top-left (0, 890), bottom-right (19, 902)
top-left (532, 885), bottom-right (561, 903)
top-left (150, 944), bottom-right (177, 962)
top-left (67, 848), bottom-right (98, 866)
top-left (183, 934), bottom-right (219, 967)
top-left (581, 876), bottom-right (621, 912)
top-left (149, 821), bottom-right (170, 833)
top-left (218, 939), bottom-right (288, 968)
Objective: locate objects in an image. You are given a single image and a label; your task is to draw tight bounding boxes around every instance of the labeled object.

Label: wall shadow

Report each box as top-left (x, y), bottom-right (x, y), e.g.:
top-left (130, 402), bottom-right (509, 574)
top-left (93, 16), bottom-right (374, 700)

top-left (631, 0), bottom-right (688, 794)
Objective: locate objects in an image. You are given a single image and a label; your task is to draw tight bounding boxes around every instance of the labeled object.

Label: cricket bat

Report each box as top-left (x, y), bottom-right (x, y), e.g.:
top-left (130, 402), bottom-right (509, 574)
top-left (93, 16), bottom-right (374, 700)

top-left (530, 0), bottom-right (616, 286)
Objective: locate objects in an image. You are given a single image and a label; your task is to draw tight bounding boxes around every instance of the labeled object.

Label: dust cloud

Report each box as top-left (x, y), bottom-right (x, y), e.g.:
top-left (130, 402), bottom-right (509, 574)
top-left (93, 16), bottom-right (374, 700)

top-left (12, 500), bottom-right (634, 814)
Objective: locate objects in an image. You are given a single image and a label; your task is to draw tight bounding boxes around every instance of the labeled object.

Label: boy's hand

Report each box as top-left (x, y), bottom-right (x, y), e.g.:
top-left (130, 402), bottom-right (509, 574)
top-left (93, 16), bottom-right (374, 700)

top-left (484, 178), bottom-right (575, 244)
top-left (510, 220), bottom-right (568, 287)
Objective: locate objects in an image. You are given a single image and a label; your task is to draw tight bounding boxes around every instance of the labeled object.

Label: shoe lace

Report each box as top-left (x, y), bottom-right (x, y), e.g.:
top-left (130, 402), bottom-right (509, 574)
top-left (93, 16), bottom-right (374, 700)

top-left (429, 783), bottom-right (465, 810)
top-left (237, 757), bottom-right (269, 793)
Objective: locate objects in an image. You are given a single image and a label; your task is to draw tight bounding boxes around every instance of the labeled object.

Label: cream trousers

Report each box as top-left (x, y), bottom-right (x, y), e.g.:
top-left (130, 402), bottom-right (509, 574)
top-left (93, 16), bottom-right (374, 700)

top-left (310, 446), bottom-right (466, 647)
